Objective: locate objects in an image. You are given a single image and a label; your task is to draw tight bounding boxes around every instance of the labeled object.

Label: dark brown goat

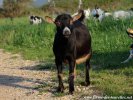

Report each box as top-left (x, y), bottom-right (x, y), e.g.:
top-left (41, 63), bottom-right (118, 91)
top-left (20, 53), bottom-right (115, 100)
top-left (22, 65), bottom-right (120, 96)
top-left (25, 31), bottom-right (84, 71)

top-left (45, 12), bottom-right (92, 94)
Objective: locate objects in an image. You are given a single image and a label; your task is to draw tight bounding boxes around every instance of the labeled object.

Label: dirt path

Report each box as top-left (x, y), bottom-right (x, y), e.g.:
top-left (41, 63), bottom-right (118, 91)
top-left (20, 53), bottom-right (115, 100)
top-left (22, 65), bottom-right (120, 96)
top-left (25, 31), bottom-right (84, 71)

top-left (0, 49), bottom-right (102, 100)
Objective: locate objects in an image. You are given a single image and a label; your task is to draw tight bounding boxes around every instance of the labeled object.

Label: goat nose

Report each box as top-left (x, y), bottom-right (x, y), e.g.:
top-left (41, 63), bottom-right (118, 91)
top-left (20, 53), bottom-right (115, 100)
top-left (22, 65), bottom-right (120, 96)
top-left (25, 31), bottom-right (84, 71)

top-left (64, 30), bottom-right (70, 35)
top-left (63, 27), bottom-right (71, 36)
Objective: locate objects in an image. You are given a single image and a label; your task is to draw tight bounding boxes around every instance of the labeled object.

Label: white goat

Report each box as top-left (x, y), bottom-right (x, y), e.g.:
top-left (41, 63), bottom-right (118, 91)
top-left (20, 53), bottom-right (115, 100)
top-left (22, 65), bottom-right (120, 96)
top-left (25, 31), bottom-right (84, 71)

top-left (113, 10), bottom-right (133, 19)
top-left (29, 15), bottom-right (43, 25)
top-left (105, 12), bottom-right (112, 17)
top-left (91, 7), bottom-right (105, 22)
top-left (72, 8), bottom-right (91, 20)
top-left (84, 8), bottom-right (91, 19)
top-left (93, 9), bottom-right (133, 20)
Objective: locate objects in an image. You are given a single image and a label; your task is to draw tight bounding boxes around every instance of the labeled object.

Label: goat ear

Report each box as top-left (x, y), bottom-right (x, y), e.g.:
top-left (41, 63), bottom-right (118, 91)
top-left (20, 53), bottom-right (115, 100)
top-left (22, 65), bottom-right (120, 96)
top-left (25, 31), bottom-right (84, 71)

top-left (71, 12), bottom-right (82, 23)
top-left (45, 16), bottom-right (54, 24)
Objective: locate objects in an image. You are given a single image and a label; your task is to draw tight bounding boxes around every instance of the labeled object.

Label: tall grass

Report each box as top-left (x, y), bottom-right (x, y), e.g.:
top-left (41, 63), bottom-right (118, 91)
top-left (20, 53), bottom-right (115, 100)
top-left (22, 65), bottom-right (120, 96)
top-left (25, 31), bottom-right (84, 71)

top-left (0, 16), bottom-right (133, 96)
top-left (86, 17), bottom-right (133, 96)
top-left (88, 17), bottom-right (133, 68)
top-left (0, 17), bottom-right (55, 60)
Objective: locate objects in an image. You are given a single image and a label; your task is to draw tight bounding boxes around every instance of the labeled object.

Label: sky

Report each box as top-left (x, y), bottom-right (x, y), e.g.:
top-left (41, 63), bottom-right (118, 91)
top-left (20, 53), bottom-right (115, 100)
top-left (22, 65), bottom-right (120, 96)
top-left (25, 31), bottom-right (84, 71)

top-left (0, 0), bottom-right (48, 7)
top-left (33, 0), bottom-right (48, 7)
top-left (0, 0), bottom-right (3, 7)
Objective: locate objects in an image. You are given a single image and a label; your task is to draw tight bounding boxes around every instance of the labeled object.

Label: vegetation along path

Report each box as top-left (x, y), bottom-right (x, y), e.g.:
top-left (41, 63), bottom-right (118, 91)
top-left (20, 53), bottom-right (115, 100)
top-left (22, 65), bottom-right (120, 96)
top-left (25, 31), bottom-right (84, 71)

top-left (0, 49), bottom-right (102, 100)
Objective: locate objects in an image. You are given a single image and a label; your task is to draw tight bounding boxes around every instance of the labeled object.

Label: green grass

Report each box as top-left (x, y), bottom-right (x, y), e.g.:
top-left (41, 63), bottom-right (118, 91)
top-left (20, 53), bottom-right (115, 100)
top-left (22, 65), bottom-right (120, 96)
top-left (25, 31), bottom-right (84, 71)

top-left (0, 17), bottom-right (55, 60)
top-left (87, 17), bottom-right (133, 96)
top-left (0, 16), bottom-right (133, 96)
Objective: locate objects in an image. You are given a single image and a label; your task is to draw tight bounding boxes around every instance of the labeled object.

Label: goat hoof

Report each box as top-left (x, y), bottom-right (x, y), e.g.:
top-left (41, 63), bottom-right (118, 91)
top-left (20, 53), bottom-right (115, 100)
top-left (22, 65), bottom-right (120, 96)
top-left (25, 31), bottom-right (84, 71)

top-left (85, 81), bottom-right (90, 86)
top-left (80, 81), bottom-right (90, 86)
top-left (69, 88), bottom-right (74, 95)
top-left (69, 91), bottom-right (74, 95)
top-left (57, 87), bottom-right (64, 93)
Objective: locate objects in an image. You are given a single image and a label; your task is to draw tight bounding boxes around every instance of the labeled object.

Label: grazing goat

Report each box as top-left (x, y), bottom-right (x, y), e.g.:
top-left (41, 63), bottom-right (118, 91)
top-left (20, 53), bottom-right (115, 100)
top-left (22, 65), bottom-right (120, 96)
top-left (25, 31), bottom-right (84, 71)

top-left (110, 8), bottom-right (133, 20)
top-left (45, 12), bottom-right (92, 94)
top-left (72, 7), bottom-right (106, 22)
top-left (112, 10), bottom-right (133, 20)
top-left (105, 12), bottom-right (112, 17)
top-left (29, 15), bottom-right (43, 25)
top-left (91, 7), bottom-right (105, 22)
top-left (94, 9), bottom-right (133, 20)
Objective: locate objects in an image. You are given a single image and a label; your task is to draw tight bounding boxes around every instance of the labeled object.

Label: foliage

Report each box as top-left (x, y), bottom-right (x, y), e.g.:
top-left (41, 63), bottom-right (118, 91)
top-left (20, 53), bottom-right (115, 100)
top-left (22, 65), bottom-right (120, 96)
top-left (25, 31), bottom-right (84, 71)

top-left (3, 0), bottom-right (32, 17)
top-left (42, 0), bottom-right (133, 14)
top-left (1, 0), bottom-right (133, 17)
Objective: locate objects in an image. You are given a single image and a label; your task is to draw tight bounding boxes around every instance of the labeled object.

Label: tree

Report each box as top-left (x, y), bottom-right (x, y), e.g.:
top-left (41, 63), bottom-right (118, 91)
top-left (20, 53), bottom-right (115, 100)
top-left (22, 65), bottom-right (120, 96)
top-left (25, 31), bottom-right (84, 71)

top-left (78, 0), bottom-right (83, 9)
top-left (3, 0), bottom-right (32, 17)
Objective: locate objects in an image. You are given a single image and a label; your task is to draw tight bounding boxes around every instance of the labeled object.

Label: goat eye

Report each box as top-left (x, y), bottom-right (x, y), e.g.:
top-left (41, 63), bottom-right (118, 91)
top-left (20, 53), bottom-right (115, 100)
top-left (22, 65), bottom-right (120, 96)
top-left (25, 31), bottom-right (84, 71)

top-left (55, 21), bottom-right (61, 26)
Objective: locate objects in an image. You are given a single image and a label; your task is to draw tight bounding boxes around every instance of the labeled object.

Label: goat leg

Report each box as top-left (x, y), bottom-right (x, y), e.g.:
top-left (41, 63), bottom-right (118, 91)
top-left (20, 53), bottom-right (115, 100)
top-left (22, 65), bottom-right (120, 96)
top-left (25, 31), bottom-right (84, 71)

top-left (55, 59), bottom-right (64, 92)
top-left (121, 49), bottom-right (133, 63)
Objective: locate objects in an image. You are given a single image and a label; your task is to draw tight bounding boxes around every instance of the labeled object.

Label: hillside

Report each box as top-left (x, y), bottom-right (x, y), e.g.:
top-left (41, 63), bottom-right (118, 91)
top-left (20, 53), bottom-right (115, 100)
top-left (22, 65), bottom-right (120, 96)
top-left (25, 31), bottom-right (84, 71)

top-left (1, 0), bottom-right (133, 18)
